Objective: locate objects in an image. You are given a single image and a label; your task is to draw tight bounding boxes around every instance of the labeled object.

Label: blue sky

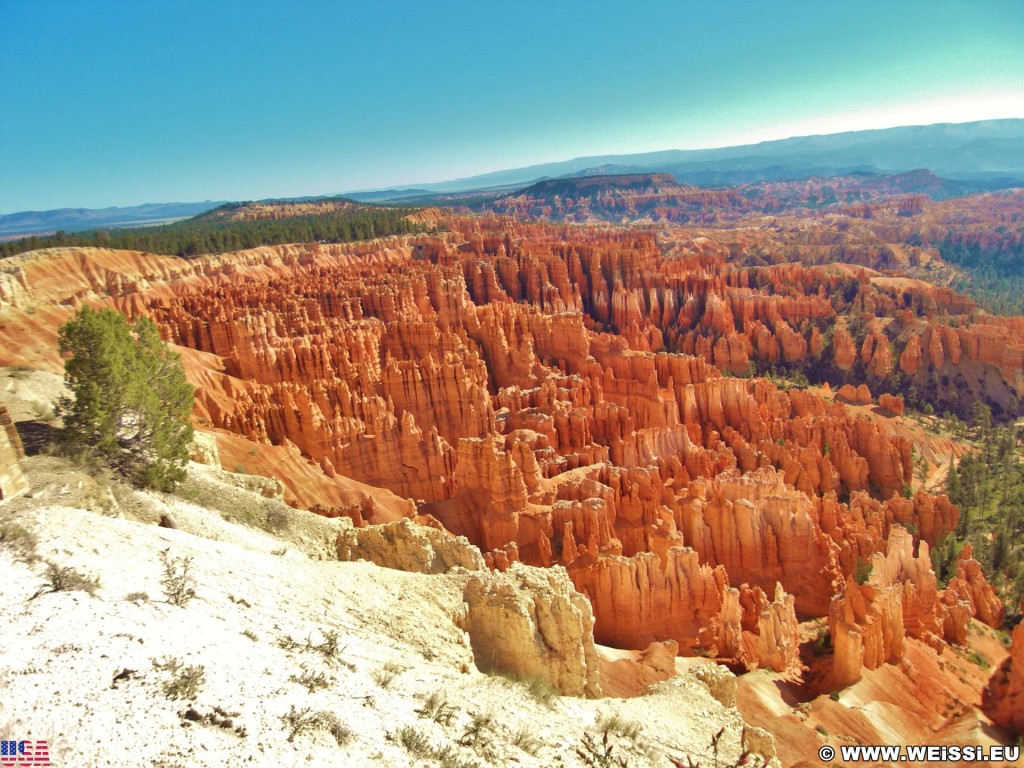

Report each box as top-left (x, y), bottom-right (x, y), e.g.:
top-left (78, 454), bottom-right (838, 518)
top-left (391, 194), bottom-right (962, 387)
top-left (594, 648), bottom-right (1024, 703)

top-left (1, 0), bottom-right (1022, 213)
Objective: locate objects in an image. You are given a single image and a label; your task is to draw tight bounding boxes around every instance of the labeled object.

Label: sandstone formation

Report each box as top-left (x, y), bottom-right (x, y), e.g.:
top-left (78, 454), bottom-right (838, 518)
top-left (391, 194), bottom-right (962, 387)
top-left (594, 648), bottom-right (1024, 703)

top-left (940, 543), bottom-right (1006, 640)
top-left (336, 517), bottom-right (485, 574)
top-left (0, 405), bottom-right (28, 500)
top-left (985, 603), bottom-right (1024, 735)
top-left (597, 640), bottom-right (682, 698)
top-left (829, 574), bottom-right (905, 689)
top-left (459, 563), bottom-right (602, 698)
top-left (487, 174), bottom-right (752, 224)
top-left (877, 392), bottom-right (904, 416)
top-left (827, 527), bottom-right (1007, 687)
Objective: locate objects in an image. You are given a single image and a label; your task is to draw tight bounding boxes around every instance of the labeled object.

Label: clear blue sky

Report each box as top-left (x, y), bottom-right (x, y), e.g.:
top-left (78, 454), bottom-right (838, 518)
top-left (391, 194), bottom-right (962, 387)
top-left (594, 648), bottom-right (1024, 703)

top-left (1, 0), bottom-right (1022, 213)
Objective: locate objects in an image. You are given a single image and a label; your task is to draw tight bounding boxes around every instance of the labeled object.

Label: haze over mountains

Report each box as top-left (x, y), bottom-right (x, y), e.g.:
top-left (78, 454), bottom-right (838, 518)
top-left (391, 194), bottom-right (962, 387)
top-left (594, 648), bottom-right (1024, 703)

top-left (356, 118), bottom-right (1024, 198)
top-left (3, 120), bottom-right (1021, 238)
top-left (0, 201), bottom-right (227, 239)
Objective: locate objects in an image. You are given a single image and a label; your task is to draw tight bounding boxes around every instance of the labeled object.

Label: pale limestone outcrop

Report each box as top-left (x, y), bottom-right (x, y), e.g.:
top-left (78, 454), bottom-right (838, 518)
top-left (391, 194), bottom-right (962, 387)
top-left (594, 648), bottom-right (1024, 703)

top-left (0, 405), bottom-right (28, 501)
top-left (189, 431), bottom-right (221, 468)
top-left (336, 517), bottom-right (485, 574)
top-left (215, 467), bottom-right (285, 500)
top-left (459, 562), bottom-right (601, 698)
top-left (689, 661), bottom-right (738, 707)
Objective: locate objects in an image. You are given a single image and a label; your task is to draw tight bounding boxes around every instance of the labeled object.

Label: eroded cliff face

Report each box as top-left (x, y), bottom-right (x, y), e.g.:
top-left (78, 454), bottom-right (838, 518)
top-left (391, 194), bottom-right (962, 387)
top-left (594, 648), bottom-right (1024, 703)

top-left (0, 216), bottom-right (1010, 686)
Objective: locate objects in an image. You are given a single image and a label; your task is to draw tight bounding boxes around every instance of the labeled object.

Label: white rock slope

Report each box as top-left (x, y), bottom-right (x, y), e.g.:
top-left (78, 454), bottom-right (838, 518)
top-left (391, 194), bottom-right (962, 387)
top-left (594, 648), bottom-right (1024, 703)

top-left (0, 456), bottom-right (770, 768)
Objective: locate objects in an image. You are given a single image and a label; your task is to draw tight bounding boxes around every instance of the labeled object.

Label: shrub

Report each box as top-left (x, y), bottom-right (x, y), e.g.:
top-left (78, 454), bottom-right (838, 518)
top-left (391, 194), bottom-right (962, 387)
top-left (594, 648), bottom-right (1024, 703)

top-left (275, 630), bottom-right (353, 670)
top-left (281, 705), bottom-right (349, 745)
top-left (966, 649), bottom-right (990, 670)
top-left (31, 561), bottom-right (100, 599)
top-left (457, 711), bottom-right (493, 750)
top-left (576, 731), bottom-right (629, 767)
top-left (311, 630), bottom-right (344, 666)
top-left (56, 307), bottom-right (194, 491)
top-left (159, 549), bottom-right (196, 607)
top-left (0, 521), bottom-right (39, 562)
top-left (153, 657), bottom-right (205, 700)
top-left (415, 691), bottom-right (456, 725)
top-left (854, 556), bottom-right (873, 585)
top-left (290, 666), bottom-right (330, 693)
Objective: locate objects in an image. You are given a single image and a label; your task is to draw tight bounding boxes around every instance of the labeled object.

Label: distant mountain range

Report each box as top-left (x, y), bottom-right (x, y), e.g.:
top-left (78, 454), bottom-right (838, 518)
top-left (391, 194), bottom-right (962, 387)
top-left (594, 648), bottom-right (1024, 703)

top-left (3, 119), bottom-right (1022, 236)
top-left (0, 201), bottom-right (226, 239)
top-left (348, 118), bottom-right (1024, 199)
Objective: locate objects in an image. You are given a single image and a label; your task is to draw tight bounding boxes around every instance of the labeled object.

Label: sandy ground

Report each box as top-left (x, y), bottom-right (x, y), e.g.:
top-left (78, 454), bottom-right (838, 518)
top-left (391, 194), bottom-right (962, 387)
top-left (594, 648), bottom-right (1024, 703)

top-left (0, 455), bottom-right (765, 768)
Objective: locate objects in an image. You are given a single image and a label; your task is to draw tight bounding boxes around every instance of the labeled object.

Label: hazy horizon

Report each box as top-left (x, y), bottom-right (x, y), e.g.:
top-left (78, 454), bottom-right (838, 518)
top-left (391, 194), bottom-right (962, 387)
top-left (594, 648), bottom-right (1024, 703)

top-left (2, 0), bottom-right (1022, 214)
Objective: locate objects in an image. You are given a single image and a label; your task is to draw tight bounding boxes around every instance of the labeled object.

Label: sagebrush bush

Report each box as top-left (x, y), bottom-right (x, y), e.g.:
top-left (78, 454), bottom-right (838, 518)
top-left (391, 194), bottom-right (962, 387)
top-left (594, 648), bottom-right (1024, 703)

top-left (159, 548), bottom-right (196, 606)
top-left (281, 705), bottom-right (349, 745)
top-left (153, 657), bottom-right (205, 700)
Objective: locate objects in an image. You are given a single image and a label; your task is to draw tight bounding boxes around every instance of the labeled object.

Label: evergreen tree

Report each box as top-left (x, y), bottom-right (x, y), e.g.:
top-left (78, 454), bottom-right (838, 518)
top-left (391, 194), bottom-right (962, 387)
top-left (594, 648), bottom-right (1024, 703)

top-left (57, 307), bottom-right (194, 491)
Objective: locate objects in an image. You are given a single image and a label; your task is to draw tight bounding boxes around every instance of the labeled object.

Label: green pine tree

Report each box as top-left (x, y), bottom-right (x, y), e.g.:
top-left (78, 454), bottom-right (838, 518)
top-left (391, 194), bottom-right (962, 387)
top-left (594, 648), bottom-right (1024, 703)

top-left (56, 307), bottom-right (194, 491)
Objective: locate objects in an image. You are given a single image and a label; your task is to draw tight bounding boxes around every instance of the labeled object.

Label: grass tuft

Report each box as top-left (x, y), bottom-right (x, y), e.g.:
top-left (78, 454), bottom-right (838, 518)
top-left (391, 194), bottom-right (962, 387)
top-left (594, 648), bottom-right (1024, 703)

top-left (415, 690), bottom-right (457, 725)
top-left (597, 712), bottom-right (642, 741)
top-left (372, 660), bottom-right (405, 689)
top-left (512, 727), bottom-right (542, 755)
top-left (395, 725), bottom-right (432, 758)
top-left (31, 561), bottom-right (99, 599)
top-left (0, 521), bottom-right (39, 563)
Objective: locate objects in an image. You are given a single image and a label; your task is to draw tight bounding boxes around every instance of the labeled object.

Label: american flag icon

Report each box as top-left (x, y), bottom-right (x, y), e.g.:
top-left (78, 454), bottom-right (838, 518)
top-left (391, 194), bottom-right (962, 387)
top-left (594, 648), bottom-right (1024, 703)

top-left (0, 740), bottom-right (51, 766)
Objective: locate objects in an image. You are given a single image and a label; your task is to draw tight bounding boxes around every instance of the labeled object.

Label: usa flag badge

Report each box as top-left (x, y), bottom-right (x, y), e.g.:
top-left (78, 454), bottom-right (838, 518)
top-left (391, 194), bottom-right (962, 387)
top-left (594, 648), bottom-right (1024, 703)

top-left (0, 740), bottom-right (50, 766)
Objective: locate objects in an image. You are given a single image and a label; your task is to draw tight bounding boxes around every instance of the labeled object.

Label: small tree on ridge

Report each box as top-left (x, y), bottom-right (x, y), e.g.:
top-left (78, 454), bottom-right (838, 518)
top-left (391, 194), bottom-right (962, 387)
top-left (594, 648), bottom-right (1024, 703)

top-left (57, 306), bottom-right (194, 491)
